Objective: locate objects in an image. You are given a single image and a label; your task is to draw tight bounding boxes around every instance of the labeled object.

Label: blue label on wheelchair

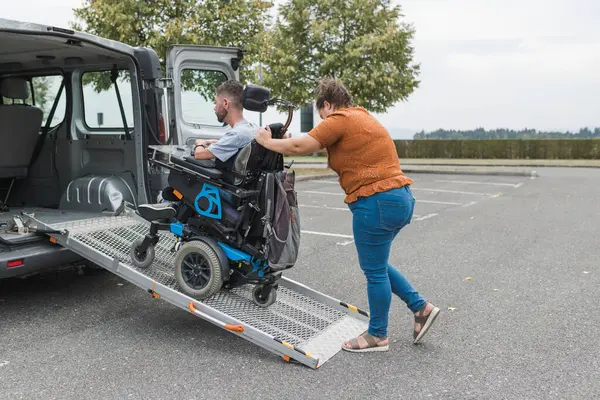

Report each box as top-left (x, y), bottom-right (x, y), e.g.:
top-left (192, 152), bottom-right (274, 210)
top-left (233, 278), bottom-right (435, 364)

top-left (194, 184), bottom-right (222, 219)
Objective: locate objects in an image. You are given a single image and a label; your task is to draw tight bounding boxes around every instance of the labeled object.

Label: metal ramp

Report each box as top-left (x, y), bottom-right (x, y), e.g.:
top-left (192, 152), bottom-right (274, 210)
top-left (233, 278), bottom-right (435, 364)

top-left (24, 209), bottom-right (369, 369)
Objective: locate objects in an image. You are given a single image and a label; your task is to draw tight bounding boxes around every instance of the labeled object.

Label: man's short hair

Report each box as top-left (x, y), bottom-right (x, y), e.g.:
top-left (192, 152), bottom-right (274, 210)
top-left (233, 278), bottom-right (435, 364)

top-left (216, 80), bottom-right (244, 110)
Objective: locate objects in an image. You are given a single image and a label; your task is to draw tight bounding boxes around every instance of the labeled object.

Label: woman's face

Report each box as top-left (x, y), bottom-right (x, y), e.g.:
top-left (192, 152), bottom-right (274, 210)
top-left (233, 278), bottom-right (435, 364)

top-left (318, 101), bottom-right (335, 119)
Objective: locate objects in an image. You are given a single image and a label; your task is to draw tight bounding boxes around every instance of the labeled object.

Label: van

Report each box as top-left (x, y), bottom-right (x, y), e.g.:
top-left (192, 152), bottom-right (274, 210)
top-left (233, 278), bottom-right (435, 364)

top-left (0, 18), bottom-right (243, 279)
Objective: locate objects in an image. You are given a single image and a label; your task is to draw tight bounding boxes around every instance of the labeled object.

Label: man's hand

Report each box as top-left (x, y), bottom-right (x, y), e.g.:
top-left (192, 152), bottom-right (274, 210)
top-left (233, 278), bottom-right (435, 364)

top-left (195, 138), bottom-right (218, 147)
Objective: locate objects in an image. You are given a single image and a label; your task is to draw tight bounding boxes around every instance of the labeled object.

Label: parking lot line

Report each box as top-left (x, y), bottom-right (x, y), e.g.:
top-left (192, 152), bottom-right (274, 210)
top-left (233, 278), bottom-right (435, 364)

top-left (414, 213), bottom-right (438, 221)
top-left (300, 204), bottom-right (422, 218)
top-left (299, 190), bottom-right (471, 206)
top-left (415, 199), bottom-right (466, 205)
top-left (301, 230), bottom-right (354, 239)
top-left (300, 190), bottom-right (345, 196)
top-left (411, 188), bottom-right (498, 196)
top-left (300, 204), bottom-right (349, 212)
top-left (434, 179), bottom-right (523, 188)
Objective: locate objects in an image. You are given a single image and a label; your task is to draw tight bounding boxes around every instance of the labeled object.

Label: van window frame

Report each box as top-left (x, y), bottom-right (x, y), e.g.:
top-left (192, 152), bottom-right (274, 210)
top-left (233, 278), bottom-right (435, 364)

top-left (78, 67), bottom-right (137, 135)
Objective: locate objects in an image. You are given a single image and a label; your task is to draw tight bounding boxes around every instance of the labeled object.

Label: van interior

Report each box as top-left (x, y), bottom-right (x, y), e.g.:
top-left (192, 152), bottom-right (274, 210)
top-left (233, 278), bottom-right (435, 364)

top-left (0, 30), bottom-right (145, 244)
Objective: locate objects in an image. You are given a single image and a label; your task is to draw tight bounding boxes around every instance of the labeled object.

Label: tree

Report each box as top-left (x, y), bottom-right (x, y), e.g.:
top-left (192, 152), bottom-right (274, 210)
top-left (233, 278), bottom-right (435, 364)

top-left (262, 0), bottom-right (420, 113)
top-left (31, 77), bottom-right (51, 114)
top-left (70, 0), bottom-right (273, 98)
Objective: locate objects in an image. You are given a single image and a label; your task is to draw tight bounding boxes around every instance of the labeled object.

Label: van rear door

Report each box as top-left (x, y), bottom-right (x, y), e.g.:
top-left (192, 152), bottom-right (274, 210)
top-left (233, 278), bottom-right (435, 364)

top-left (165, 45), bottom-right (242, 145)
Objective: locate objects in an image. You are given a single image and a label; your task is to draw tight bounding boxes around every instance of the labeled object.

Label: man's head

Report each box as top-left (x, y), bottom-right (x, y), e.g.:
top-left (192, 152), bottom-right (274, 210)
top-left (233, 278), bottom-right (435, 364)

top-left (315, 77), bottom-right (354, 119)
top-left (214, 80), bottom-right (244, 125)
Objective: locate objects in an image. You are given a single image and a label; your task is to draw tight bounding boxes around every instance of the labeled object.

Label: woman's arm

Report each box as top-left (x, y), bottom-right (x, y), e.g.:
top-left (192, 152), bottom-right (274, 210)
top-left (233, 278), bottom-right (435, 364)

top-left (255, 126), bottom-right (323, 156)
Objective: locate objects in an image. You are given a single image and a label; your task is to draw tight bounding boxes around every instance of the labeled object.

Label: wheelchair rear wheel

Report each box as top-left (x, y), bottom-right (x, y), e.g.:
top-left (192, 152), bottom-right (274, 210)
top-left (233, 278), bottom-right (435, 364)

top-left (174, 241), bottom-right (223, 299)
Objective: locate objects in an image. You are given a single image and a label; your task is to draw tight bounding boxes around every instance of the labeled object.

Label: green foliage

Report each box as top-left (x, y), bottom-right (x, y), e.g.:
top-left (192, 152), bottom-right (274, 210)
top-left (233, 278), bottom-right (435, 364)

top-left (71, 0), bottom-right (273, 95)
top-left (414, 127), bottom-right (600, 140)
top-left (262, 0), bottom-right (420, 112)
top-left (394, 139), bottom-right (600, 160)
top-left (31, 76), bottom-right (51, 114)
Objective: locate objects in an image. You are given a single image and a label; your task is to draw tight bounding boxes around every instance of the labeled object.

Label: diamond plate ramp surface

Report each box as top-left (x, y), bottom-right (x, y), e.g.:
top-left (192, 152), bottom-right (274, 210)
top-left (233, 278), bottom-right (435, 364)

top-left (38, 214), bottom-right (368, 367)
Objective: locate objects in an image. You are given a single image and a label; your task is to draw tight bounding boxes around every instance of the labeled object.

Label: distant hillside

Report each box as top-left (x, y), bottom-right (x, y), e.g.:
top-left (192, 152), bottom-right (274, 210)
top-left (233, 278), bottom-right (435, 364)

top-left (413, 127), bottom-right (600, 140)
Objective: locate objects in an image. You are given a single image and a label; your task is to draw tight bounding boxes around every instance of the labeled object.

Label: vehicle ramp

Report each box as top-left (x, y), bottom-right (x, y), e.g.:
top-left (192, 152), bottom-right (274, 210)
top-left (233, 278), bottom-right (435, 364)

top-left (23, 209), bottom-right (369, 369)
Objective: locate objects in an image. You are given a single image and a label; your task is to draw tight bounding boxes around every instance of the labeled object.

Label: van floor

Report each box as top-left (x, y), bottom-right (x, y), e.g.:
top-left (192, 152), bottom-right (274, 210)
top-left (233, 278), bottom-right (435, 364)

top-left (0, 207), bottom-right (99, 244)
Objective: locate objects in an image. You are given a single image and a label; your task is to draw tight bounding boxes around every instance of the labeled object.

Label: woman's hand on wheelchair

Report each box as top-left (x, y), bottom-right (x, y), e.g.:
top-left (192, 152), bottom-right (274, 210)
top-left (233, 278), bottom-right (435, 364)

top-left (255, 125), bottom-right (272, 145)
top-left (256, 126), bottom-right (292, 145)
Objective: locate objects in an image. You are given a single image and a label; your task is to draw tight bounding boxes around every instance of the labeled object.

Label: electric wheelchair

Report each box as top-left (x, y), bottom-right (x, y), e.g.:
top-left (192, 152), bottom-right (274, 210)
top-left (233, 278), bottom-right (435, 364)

top-left (130, 85), bottom-right (300, 307)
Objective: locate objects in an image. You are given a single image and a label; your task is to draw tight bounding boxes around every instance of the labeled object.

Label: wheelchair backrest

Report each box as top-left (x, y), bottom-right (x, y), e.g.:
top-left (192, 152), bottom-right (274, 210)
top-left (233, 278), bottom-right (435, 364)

top-left (215, 84), bottom-right (287, 186)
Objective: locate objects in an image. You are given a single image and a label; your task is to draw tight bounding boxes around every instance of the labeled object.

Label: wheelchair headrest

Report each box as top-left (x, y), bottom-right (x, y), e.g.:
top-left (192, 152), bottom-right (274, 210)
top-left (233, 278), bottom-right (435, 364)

top-left (243, 84), bottom-right (270, 113)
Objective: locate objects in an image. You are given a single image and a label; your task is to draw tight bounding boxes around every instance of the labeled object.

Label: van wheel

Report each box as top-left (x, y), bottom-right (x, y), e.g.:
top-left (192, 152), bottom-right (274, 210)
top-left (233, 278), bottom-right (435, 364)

top-left (130, 238), bottom-right (155, 269)
top-left (175, 241), bottom-right (223, 299)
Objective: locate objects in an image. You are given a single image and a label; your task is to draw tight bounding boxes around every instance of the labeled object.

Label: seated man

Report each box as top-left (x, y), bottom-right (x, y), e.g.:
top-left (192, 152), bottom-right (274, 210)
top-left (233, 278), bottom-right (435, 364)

top-left (193, 80), bottom-right (258, 167)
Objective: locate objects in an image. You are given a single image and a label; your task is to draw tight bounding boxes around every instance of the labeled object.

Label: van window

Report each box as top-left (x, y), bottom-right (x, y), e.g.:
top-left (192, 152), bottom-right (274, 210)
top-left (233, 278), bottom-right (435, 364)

top-left (81, 70), bottom-right (135, 131)
top-left (180, 69), bottom-right (228, 127)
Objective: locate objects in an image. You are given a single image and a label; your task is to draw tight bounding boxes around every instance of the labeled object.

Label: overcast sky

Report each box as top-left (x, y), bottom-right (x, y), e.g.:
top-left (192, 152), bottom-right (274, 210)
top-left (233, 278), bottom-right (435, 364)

top-left (4, 0), bottom-right (600, 137)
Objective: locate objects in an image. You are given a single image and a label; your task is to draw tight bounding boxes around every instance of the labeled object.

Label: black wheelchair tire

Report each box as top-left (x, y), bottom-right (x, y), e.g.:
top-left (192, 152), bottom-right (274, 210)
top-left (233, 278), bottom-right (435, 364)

top-left (130, 238), bottom-right (155, 269)
top-left (174, 241), bottom-right (223, 299)
top-left (252, 285), bottom-right (277, 308)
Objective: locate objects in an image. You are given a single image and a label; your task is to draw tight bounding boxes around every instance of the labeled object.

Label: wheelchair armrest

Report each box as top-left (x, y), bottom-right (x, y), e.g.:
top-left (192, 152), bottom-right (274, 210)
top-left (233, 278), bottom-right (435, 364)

top-left (172, 156), bottom-right (224, 180)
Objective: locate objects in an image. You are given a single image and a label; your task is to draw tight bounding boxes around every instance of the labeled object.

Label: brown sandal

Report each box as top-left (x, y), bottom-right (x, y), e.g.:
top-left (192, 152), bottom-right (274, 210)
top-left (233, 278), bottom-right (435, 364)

top-left (413, 304), bottom-right (440, 344)
top-left (342, 332), bottom-right (389, 353)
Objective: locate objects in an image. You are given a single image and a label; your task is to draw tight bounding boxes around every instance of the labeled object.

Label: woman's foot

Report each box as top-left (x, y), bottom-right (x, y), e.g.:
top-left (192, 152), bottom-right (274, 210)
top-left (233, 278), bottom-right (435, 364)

top-left (413, 302), bottom-right (440, 344)
top-left (342, 332), bottom-right (389, 353)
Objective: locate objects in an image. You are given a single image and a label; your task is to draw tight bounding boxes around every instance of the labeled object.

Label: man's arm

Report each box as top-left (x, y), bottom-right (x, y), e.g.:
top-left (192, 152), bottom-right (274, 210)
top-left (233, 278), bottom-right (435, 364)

top-left (194, 145), bottom-right (216, 160)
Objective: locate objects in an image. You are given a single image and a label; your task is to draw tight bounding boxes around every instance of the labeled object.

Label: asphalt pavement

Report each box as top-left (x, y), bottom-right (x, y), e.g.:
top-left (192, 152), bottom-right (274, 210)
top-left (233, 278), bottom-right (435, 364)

top-left (1, 167), bottom-right (599, 399)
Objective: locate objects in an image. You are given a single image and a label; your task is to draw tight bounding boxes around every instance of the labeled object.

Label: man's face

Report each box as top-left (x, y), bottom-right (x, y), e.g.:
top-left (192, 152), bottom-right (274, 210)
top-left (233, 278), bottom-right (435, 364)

top-left (214, 94), bottom-right (228, 123)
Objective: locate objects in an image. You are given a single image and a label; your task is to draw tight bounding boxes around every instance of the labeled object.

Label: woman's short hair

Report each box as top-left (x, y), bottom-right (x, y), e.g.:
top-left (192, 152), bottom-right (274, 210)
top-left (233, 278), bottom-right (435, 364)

top-left (315, 77), bottom-right (354, 110)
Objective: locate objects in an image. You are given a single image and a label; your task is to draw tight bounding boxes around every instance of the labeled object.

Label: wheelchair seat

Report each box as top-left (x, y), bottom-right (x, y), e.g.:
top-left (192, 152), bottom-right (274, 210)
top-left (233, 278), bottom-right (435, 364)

top-left (171, 156), bottom-right (224, 180)
top-left (137, 203), bottom-right (177, 222)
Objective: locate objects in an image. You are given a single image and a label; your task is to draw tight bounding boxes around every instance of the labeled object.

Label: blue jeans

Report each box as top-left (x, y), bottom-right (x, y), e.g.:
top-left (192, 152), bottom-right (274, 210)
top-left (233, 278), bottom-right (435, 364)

top-left (348, 185), bottom-right (427, 338)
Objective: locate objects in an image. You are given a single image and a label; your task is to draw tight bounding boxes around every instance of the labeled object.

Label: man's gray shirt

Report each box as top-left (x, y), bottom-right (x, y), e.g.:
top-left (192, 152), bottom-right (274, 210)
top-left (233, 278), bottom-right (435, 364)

top-left (208, 119), bottom-right (258, 163)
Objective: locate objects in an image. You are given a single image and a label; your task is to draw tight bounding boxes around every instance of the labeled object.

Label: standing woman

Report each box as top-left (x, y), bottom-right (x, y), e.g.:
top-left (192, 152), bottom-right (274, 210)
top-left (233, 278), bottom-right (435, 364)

top-left (254, 78), bottom-right (439, 352)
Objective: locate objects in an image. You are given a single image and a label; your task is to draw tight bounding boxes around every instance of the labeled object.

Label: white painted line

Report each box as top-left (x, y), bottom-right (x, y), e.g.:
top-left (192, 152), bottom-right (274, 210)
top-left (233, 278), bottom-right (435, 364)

top-left (300, 190), bottom-right (472, 205)
top-left (318, 181), bottom-right (339, 185)
top-left (301, 190), bottom-right (344, 196)
top-left (514, 182), bottom-right (524, 188)
top-left (337, 240), bottom-right (355, 246)
top-left (433, 179), bottom-right (522, 188)
top-left (414, 213), bottom-right (438, 221)
top-left (301, 230), bottom-right (354, 239)
top-left (418, 200), bottom-right (465, 205)
top-left (412, 188), bottom-right (495, 196)
top-left (301, 204), bottom-right (349, 212)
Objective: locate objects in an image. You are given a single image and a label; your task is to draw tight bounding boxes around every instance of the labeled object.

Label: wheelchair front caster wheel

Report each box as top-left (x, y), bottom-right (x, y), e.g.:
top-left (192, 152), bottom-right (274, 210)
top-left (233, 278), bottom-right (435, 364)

top-left (131, 238), bottom-right (155, 269)
top-left (252, 285), bottom-right (277, 307)
top-left (175, 241), bottom-right (223, 299)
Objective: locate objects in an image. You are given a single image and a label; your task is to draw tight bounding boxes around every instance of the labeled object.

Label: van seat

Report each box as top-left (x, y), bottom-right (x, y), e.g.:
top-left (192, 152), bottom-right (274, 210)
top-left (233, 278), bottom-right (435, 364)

top-left (0, 77), bottom-right (44, 178)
